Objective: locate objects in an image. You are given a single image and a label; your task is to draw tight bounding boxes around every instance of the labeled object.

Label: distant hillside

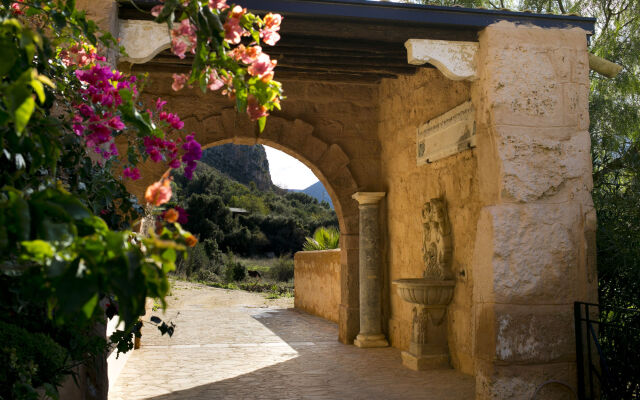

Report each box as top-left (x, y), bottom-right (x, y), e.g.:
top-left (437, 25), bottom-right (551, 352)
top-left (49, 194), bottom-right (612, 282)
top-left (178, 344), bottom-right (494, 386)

top-left (292, 181), bottom-right (333, 209)
top-left (171, 161), bottom-right (337, 256)
top-left (200, 144), bottom-right (274, 191)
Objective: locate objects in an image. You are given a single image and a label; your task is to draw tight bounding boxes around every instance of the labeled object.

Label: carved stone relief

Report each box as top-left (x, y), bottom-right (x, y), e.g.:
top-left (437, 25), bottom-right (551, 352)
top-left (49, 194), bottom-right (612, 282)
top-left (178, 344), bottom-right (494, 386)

top-left (422, 198), bottom-right (453, 280)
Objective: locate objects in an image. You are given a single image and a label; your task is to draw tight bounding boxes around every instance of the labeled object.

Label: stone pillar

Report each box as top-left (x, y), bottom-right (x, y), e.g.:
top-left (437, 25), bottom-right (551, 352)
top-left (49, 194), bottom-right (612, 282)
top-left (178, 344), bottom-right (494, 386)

top-left (352, 192), bottom-right (388, 348)
top-left (471, 21), bottom-right (598, 399)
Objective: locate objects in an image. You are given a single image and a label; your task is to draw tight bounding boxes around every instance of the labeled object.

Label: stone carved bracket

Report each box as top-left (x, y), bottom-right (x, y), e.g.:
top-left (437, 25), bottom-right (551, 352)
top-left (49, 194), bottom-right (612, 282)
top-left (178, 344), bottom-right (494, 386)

top-left (119, 19), bottom-right (170, 64)
top-left (405, 39), bottom-right (478, 81)
top-left (422, 198), bottom-right (453, 280)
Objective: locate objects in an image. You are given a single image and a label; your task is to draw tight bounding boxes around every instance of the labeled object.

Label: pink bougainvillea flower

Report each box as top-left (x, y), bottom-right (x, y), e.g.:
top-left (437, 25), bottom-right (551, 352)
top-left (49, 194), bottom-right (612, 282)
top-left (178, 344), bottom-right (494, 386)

top-left (185, 235), bottom-right (198, 247)
top-left (108, 116), bottom-right (125, 130)
top-left (163, 208), bottom-right (179, 223)
top-left (78, 104), bottom-right (94, 118)
top-left (172, 73), bottom-right (188, 91)
top-left (181, 134), bottom-right (202, 179)
top-left (260, 29), bottom-right (280, 46)
top-left (171, 39), bottom-right (188, 59)
top-left (209, 0), bottom-right (228, 10)
top-left (248, 53), bottom-right (277, 80)
top-left (170, 19), bottom-right (197, 59)
top-left (247, 95), bottom-right (268, 121)
top-left (174, 205), bottom-right (189, 224)
top-left (151, 5), bottom-right (164, 17)
top-left (264, 13), bottom-right (282, 30)
top-left (260, 13), bottom-right (282, 46)
top-left (223, 17), bottom-right (244, 44)
top-left (123, 167), bottom-right (141, 180)
top-left (230, 45), bottom-right (262, 64)
top-left (156, 98), bottom-right (167, 111)
top-left (168, 158), bottom-right (181, 168)
top-left (10, 0), bottom-right (25, 15)
top-left (207, 70), bottom-right (225, 91)
top-left (230, 5), bottom-right (246, 18)
top-left (60, 43), bottom-right (100, 67)
top-left (145, 173), bottom-right (173, 206)
top-left (159, 112), bottom-right (184, 130)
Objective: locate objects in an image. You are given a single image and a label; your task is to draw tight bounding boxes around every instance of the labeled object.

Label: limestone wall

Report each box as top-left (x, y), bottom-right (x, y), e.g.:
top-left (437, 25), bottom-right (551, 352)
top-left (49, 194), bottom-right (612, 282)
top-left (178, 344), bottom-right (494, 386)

top-left (294, 250), bottom-right (341, 323)
top-left (377, 68), bottom-right (478, 374)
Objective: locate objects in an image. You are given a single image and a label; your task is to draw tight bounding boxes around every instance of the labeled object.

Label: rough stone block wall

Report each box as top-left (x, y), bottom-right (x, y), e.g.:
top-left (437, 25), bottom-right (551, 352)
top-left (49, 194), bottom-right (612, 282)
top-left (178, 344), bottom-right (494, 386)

top-left (377, 68), bottom-right (478, 375)
top-left (294, 250), bottom-right (341, 323)
top-left (471, 21), bottom-right (597, 399)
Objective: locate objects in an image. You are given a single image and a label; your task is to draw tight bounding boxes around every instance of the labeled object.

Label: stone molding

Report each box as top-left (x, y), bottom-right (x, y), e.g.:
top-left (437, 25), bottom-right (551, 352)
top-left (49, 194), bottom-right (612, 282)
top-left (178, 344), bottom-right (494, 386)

top-left (119, 19), bottom-right (170, 64)
top-left (405, 39), bottom-right (478, 81)
top-left (352, 192), bottom-right (386, 205)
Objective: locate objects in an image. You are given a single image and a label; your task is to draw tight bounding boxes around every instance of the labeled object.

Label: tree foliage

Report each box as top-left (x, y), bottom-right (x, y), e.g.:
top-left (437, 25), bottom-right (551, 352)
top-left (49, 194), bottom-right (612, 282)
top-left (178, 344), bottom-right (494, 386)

top-left (0, 0), bottom-right (284, 397)
top-left (172, 161), bottom-right (338, 257)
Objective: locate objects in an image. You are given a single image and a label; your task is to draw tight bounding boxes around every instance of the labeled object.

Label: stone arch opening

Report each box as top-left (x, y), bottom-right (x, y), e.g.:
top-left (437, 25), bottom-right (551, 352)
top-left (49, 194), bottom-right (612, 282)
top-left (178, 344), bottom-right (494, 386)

top-left (126, 112), bottom-right (362, 344)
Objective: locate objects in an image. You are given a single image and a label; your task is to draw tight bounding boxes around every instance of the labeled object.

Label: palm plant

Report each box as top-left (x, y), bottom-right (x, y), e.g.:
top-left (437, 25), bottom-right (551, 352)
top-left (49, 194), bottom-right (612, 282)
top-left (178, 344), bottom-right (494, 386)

top-left (303, 227), bottom-right (340, 250)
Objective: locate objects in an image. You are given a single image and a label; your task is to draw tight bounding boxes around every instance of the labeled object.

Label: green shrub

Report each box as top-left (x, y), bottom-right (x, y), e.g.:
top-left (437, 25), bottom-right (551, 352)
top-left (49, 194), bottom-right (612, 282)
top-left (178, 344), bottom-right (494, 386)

top-left (0, 321), bottom-right (70, 399)
top-left (194, 268), bottom-right (221, 283)
top-left (303, 226), bottom-right (340, 251)
top-left (176, 242), bottom-right (223, 280)
top-left (268, 256), bottom-right (294, 282)
top-left (223, 254), bottom-right (247, 281)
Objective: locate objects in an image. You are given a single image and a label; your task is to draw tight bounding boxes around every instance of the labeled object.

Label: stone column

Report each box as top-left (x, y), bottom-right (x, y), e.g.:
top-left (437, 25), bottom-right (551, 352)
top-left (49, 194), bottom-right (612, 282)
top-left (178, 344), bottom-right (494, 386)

top-left (352, 192), bottom-right (388, 348)
top-left (471, 22), bottom-right (598, 399)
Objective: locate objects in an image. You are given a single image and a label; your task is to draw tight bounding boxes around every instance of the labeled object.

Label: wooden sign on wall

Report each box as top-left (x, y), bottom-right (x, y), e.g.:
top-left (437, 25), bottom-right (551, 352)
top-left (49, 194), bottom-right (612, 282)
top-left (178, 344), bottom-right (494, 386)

top-left (417, 101), bottom-right (476, 165)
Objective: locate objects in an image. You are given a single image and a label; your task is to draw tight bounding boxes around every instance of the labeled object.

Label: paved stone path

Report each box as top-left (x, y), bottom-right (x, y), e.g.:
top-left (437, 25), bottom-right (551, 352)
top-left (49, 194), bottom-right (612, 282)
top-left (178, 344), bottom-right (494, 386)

top-left (110, 281), bottom-right (474, 400)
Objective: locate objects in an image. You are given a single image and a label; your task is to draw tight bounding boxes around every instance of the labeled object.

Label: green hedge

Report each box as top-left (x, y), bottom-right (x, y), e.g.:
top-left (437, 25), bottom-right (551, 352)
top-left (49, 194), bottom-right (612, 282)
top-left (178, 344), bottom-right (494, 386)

top-left (0, 321), bottom-right (70, 399)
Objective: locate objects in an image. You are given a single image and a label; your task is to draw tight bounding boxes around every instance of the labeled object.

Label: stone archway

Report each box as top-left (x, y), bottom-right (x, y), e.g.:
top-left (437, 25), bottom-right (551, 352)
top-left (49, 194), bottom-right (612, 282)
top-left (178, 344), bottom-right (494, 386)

top-left (126, 112), bottom-right (362, 344)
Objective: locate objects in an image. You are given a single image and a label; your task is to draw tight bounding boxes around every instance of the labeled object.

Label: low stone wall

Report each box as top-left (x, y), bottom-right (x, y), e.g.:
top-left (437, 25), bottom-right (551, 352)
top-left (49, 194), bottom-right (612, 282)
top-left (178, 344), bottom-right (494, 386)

top-left (294, 250), bottom-right (341, 323)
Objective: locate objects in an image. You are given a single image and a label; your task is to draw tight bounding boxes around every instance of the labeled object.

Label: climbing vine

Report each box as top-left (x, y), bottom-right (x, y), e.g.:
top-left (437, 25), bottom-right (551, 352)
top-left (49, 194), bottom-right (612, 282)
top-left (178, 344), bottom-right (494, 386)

top-left (0, 0), bottom-right (283, 398)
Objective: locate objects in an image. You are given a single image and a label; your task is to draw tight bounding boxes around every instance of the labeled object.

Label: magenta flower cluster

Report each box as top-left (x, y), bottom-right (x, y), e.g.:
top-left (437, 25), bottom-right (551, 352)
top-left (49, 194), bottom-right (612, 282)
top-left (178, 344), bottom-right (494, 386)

top-left (73, 65), bottom-right (136, 160)
top-left (69, 57), bottom-right (203, 182)
top-left (181, 135), bottom-right (202, 180)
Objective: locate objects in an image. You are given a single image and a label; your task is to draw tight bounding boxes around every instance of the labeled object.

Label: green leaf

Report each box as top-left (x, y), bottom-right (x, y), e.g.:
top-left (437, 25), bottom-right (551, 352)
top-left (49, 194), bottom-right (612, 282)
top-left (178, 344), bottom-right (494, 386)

top-left (21, 240), bottom-right (55, 259)
top-left (50, 192), bottom-right (91, 220)
top-left (8, 192), bottom-right (30, 240)
top-left (162, 247), bottom-right (176, 263)
top-left (258, 116), bottom-right (266, 132)
top-left (52, 12), bottom-right (67, 29)
top-left (13, 95), bottom-right (35, 135)
top-left (81, 293), bottom-right (99, 318)
top-left (30, 79), bottom-right (45, 103)
top-left (203, 6), bottom-right (224, 32)
top-left (0, 38), bottom-right (17, 76)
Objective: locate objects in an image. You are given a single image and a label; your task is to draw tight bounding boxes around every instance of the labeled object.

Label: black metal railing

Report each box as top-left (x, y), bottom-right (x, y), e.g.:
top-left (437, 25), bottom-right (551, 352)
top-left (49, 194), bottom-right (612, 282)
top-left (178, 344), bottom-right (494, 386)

top-left (574, 302), bottom-right (640, 400)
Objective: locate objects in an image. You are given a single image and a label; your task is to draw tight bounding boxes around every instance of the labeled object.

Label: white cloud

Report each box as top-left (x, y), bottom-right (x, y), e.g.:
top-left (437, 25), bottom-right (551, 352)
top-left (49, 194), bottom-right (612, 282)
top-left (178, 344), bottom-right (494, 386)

top-left (264, 146), bottom-right (318, 190)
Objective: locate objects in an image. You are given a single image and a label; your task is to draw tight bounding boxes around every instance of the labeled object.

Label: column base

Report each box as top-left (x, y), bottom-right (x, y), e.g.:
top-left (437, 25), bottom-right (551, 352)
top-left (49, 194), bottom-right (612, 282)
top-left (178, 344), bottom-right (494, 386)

top-left (354, 333), bottom-right (389, 348)
top-left (401, 351), bottom-right (450, 370)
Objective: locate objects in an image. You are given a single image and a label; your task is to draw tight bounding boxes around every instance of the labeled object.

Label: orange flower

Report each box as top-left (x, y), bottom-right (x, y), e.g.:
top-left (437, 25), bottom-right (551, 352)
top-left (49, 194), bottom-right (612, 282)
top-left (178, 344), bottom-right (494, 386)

top-left (185, 235), bottom-right (198, 247)
top-left (145, 173), bottom-right (173, 206)
top-left (163, 208), bottom-right (179, 223)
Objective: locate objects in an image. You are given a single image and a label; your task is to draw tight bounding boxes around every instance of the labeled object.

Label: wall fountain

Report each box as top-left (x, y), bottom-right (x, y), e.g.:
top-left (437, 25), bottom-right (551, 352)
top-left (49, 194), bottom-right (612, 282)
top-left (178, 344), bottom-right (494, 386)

top-left (392, 198), bottom-right (455, 370)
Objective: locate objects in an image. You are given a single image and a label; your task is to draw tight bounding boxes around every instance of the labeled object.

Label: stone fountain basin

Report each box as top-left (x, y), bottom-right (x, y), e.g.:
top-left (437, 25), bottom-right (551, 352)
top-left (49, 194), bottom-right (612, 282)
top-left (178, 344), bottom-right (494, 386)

top-left (392, 279), bottom-right (455, 306)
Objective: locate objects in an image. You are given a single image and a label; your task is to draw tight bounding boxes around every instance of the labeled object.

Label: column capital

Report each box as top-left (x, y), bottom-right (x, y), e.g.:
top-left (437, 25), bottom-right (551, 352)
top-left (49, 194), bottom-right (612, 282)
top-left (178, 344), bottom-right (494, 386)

top-left (352, 192), bottom-right (386, 205)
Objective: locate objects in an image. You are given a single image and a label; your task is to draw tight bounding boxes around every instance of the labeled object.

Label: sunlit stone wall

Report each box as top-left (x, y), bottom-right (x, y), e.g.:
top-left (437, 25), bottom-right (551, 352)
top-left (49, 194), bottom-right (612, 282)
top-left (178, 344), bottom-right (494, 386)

top-left (294, 250), bottom-right (341, 323)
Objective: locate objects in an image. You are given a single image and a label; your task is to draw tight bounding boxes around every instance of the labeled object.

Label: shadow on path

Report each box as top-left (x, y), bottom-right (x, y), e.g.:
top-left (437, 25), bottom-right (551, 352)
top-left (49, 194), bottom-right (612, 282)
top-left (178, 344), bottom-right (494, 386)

top-left (140, 308), bottom-right (474, 400)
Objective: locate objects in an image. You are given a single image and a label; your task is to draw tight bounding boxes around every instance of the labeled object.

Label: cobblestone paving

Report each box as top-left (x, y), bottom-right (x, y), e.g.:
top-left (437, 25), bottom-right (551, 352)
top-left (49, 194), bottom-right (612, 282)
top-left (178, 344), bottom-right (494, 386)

top-left (109, 281), bottom-right (474, 400)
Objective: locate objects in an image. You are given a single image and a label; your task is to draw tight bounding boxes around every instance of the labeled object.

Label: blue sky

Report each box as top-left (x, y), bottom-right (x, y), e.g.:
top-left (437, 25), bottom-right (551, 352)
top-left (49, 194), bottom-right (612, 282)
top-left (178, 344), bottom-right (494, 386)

top-left (264, 146), bottom-right (319, 190)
